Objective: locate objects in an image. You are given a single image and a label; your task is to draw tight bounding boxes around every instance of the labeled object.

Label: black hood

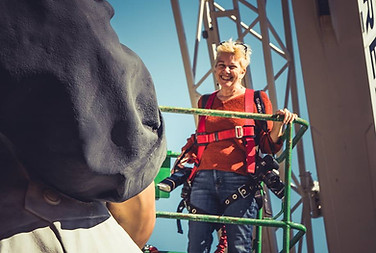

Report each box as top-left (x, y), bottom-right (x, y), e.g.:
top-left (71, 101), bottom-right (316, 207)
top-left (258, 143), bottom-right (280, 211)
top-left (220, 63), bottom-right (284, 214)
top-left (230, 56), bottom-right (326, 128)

top-left (0, 0), bottom-right (166, 202)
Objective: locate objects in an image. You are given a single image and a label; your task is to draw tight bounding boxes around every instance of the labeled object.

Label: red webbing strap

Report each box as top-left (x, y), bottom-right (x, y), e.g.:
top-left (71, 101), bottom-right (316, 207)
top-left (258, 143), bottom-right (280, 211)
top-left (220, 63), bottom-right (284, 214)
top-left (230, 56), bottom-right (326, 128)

top-left (195, 126), bottom-right (255, 144)
top-left (244, 88), bottom-right (256, 173)
top-left (188, 91), bottom-right (218, 180)
top-left (214, 225), bottom-right (228, 253)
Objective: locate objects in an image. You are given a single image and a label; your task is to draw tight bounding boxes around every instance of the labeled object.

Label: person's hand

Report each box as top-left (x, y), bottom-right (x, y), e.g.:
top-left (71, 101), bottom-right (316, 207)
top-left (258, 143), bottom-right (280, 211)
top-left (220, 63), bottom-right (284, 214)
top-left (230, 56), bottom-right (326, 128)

top-left (275, 108), bottom-right (298, 125)
top-left (270, 108), bottom-right (298, 143)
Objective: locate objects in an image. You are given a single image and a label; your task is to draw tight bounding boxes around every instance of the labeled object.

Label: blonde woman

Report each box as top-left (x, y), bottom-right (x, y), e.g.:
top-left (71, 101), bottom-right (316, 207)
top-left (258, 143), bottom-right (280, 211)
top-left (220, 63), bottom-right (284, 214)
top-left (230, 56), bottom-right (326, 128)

top-left (183, 39), bottom-right (297, 252)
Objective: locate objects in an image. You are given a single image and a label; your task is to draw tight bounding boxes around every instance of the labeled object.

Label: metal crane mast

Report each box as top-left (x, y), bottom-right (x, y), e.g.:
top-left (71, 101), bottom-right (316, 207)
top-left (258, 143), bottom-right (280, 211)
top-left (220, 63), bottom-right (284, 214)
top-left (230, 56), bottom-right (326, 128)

top-left (170, 0), bottom-right (322, 252)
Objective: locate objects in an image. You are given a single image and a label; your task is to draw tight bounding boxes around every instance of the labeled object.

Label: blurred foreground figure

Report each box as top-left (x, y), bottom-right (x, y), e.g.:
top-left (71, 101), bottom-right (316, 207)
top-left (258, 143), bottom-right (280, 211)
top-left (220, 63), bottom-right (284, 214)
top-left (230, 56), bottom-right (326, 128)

top-left (0, 0), bottom-right (166, 252)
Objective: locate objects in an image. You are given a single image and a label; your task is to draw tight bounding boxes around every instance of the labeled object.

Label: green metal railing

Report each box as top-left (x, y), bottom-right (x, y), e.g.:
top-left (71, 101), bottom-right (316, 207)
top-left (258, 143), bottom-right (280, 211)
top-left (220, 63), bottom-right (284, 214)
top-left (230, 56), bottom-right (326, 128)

top-left (157, 106), bottom-right (309, 253)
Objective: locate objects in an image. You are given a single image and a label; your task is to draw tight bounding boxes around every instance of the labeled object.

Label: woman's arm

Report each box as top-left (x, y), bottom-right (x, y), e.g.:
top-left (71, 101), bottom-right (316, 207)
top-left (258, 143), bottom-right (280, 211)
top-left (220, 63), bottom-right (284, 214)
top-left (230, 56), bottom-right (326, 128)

top-left (257, 91), bottom-right (297, 153)
top-left (107, 181), bottom-right (156, 249)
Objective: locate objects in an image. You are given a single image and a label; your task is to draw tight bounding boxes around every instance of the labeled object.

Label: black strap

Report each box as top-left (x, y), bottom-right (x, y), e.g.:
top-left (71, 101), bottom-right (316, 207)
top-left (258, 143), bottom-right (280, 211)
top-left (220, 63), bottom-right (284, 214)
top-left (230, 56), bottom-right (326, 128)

top-left (223, 178), bottom-right (260, 207)
top-left (176, 198), bottom-right (221, 234)
top-left (176, 179), bottom-right (262, 234)
top-left (200, 94), bottom-right (211, 109)
top-left (176, 199), bottom-right (186, 234)
top-left (254, 90), bottom-right (267, 131)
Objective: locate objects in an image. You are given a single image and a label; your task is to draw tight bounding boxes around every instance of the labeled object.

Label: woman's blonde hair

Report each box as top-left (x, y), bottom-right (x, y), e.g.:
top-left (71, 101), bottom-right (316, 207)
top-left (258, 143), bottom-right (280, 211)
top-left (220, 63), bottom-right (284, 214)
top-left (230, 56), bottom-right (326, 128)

top-left (215, 39), bottom-right (252, 69)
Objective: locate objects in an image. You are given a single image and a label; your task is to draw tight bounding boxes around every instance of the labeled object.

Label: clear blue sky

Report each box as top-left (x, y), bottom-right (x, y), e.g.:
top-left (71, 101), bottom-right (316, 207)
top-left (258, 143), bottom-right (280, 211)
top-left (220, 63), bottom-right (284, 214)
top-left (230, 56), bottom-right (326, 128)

top-left (107, 1), bottom-right (328, 252)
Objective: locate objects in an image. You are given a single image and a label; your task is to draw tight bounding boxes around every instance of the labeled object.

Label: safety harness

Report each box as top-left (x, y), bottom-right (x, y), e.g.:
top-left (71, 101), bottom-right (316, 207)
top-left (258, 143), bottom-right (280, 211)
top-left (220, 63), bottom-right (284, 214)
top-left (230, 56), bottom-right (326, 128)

top-left (176, 89), bottom-right (267, 239)
top-left (189, 88), bottom-right (258, 181)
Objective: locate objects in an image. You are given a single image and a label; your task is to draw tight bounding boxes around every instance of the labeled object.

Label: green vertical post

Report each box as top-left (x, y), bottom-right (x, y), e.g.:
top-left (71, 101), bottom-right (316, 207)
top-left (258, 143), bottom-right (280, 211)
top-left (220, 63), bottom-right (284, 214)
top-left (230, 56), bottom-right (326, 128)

top-left (254, 207), bottom-right (263, 253)
top-left (282, 123), bottom-right (293, 252)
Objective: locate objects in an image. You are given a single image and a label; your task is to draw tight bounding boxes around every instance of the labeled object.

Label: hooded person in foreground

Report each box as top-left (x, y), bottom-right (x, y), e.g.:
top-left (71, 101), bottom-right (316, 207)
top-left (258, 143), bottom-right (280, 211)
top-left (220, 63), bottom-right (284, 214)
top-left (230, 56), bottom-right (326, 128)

top-left (0, 0), bottom-right (166, 252)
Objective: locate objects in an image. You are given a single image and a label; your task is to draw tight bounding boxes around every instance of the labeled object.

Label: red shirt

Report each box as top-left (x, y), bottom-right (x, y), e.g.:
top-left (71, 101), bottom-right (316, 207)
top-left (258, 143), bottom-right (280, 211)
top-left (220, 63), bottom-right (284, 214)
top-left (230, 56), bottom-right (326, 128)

top-left (193, 90), bottom-right (282, 175)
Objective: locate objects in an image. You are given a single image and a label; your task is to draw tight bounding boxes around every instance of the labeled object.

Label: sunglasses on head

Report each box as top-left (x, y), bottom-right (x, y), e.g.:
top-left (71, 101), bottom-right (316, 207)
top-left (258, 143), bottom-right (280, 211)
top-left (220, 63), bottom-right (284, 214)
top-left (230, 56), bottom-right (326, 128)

top-left (219, 41), bottom-right (248, 55)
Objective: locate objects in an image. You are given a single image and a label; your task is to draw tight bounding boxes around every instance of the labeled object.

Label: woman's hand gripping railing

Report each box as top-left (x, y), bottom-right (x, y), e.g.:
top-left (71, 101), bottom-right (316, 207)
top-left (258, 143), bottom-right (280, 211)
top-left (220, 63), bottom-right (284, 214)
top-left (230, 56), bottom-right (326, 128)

top-left (158, 106), bottom-right (309, 253)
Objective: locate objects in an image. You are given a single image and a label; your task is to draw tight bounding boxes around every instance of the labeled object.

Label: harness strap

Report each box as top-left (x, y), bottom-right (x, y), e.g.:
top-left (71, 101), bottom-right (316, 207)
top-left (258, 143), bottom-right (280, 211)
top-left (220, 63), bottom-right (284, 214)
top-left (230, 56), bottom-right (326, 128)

top-left (215, 225), bottom-right (228, 253)
top-left (195, 125), bottom-right (255, 144)
top-left (188, 91), bottom-right (218, 180)
top-left (189, 89), bottom-right (259, 179)
top-left (223, 178), bottom-right (260, 207)
top-left (244, 89), bottom-right (257, 173)
top-left (176, 199), bottom-right (186, 234)
top-left (176, 197), bottom-right (222, 234)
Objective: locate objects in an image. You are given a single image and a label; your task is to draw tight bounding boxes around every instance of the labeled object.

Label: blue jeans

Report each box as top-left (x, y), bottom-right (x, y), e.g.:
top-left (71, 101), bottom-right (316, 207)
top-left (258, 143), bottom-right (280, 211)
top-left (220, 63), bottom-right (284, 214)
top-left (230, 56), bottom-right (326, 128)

top-left (187, 170), bottom-right (259, 253)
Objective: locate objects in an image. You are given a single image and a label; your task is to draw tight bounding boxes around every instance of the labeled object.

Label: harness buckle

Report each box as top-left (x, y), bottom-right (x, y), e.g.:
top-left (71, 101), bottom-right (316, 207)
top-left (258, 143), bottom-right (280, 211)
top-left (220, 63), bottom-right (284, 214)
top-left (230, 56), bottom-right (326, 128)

top-left (238, 184), bottom-right (251, 198)
top-left (235, 126), bottom-right (243, 138)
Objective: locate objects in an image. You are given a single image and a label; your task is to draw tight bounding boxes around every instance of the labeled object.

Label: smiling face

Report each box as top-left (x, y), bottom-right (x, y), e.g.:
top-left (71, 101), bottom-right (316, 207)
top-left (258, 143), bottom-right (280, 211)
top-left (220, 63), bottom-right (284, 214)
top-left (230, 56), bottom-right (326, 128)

top-left (214, 52), bottom-right (246, 89)
top-left (0, 0), bottom-right (166, 202)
